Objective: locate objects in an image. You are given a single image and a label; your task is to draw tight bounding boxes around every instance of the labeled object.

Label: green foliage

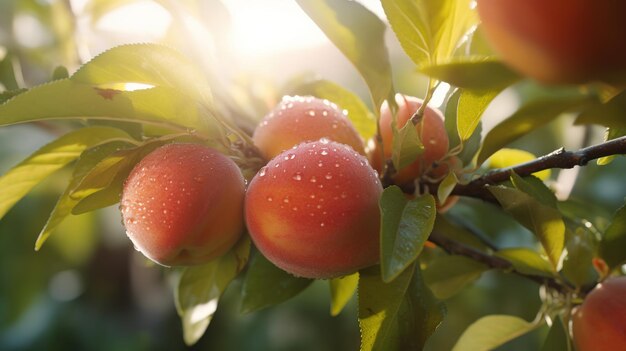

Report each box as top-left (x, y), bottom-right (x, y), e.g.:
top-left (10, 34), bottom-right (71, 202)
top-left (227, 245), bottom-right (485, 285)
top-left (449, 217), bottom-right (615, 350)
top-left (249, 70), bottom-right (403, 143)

top-left (241, 252), bottom-right (312, 314)
top-left (381, 0), bottom-right (477, 68)
top-left (421, 59), bottom-right (519, 90)
top-left (296, 0), bottom-right (395, 110)
top-left (379, 187), bottom-right (436, 282)
top-left (423, 255), bottom-right (488, 300)
top-left (175, 237), bottom-right (250, 346)
top-left (358, 265), bottom-right (444, 351)
top-left (540, 317), bottom-right (571, 351)
top-left (329, 273), bottom-right (359, 316)
top-left (391, 121), bottom-right (424, 171)
top-left (599, 202), bottom-right (626, 270)
top-left (489, 174), bottom-right (565, 269)
top-left (452, 315), bottom-right (539, 351)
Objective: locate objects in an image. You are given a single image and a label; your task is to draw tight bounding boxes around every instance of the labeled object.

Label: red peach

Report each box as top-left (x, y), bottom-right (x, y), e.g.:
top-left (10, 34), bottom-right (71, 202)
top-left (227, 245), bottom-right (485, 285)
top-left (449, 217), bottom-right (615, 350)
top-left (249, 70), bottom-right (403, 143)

top-left (572, 276), bottom-right (626, 350)
top-left (245, 139), bottom-right (382, 279)
top-left (252, 96), bottom-right (365, 160)
top-left (120, 143), bottom-right (245, 266)
top-left (477, 0), bottom-right (626, 84)
top-left (370, 94), bottom-right (449, 185)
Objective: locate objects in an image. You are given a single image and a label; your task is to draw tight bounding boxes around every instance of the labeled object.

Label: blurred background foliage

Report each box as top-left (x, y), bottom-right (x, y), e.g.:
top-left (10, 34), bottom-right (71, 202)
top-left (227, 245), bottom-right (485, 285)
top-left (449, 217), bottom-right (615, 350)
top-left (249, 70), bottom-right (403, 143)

top-left (0, 0), bottom-right (624, 350)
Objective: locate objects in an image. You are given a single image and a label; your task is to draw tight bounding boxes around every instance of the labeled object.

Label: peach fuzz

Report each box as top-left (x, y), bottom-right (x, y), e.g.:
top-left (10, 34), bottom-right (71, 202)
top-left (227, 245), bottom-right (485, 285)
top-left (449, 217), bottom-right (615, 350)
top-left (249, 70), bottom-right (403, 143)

top-left (252, 95), bottom-right (365, 160)
top-left (120, 143), bottom-right (245, 266)
top-left (245, 139), bottom-right (382, 279)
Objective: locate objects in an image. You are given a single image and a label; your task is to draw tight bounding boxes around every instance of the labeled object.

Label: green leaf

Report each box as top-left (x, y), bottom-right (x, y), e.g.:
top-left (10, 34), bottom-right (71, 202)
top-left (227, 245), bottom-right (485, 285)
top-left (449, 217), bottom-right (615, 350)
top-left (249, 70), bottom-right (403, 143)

top-left (329, 273), bottom-right (358, 316)
top-left (423, 255), bottom-right (487, 299)
top-left (437, 171), bottom-right (458, 204)
top-left (562, 228), bottom-right (597, 289)
top-left (391, 122), bottom-right (424, 171)
top-left (452, 315), bottom-right (539, 351)
top-left (0, 88), bottom-right (27, 105)
top-left (72, 44), bottom-right (212, 103)
top-left (599, 202), bottom-right (626, 270)
top-left (575, 90), bottom-right (626, 129)
top-left (445, 89), bottom-right (483, 165)
top-left (421, 58), bottom-right (519, 90)
top-left (241, 253), bottom-right (312, 314)
top-left (296, 0), bottom-right (395, 110)
top-left (495, 248), bottom-right (554, 278)
top-left (358, 265), bottom-right (413, 351)
top-left (509, 173), bottom-right (557, 208)
top-left (86, 0), bottom-right (142, 23)
top-left (433, 214), bottom-right (489, 251)
top-left (380, 187), bottom-right (436, 282)
top-left (35, 139), bottom-right (137, 250)
top-left (488, 184), bottom-right (565, 268)
top-left (176, 237), bottom-right (250, 346)
top-left (487, 149), bottom-right (551, 180)
top-left (381, 0), bottom-right (478, 68)
top-left (477, 96), bottom-right (597, 166)
top-left (396, 267), bottom-right (446, 350)
top-left (0, 52), bottom-right (20, 90)
top-left (457, 88), bottom-right (500, 141)
top-left (0, 126), bottom-right (131, 221)
top-left (540, 316), bottom-right (571, 351)
top-left (289, 79), bottom-right (377, 139)
top-left (0, 79), bottom-right (218, 138)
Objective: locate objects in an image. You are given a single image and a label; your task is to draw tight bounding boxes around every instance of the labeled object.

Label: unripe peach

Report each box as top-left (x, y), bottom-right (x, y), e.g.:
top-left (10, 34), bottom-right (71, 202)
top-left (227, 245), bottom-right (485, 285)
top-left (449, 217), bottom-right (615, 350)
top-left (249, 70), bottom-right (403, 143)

top-left (252, 96), bottom-right (365, 160)
top-left (370, 94), bottom-right (449, 185)
top-left (245, 139), bottom-right (382, 279)
top-left (572, 276), bottom-right (626, 350)
top-left (477, 0), bottom-right (626, 84)
top-left (120, 143), bottom-right (245, 266)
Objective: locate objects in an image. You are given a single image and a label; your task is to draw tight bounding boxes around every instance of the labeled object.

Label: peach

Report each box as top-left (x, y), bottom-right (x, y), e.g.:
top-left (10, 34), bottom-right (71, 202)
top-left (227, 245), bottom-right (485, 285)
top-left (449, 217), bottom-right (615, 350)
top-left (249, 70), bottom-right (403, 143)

top-left (120, 143), bottom-right (245, 266)
top-left (477, 0), bottom-right (626, 84)
top-left (572, 276), bottom-right (626, 350)
top-left (245, 139), bottom-right (382, 279)
top-left (252, 96), bottom-right (365, 160)
top-left (370, 94), bottom-right (449, 185)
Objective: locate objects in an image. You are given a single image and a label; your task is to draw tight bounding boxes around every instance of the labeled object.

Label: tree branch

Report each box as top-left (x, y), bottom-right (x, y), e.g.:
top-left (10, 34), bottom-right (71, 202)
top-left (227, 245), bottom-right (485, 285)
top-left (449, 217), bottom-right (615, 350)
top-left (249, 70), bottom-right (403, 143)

top-left (451, 135), bottom-right (626, 202)
top-left (429, 231), bottom-right (571, 294)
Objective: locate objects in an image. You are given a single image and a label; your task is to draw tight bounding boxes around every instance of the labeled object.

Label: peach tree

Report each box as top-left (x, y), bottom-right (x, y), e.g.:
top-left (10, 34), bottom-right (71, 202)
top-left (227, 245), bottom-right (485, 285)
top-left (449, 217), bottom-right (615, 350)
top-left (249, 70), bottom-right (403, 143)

top-left (0, 0), bottom-right (625, 350)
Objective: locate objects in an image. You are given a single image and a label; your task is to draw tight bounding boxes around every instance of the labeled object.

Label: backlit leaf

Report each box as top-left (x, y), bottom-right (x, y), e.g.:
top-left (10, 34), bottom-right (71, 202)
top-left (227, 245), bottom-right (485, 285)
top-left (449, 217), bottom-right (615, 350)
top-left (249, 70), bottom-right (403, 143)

top-left (329, 273), bottom-right (358, 316)
top-left (391, 121), bottom-right (424, 171)
top-left (176, 237), bottom-right (250, 346)
top-left (495, 248), bottom-right (554, 278)
top-left (0, 79), bottom-right (218, 138)
top-left (453, 315), bottom-right (539, 351)
top-left (297, 0), bottom-right (395, 110)
top-left (421, 58), bottom-right (519, 90)
top-left (0, 126), bottom-right (131, 221)
top-left (381, 0), bottom-right (478, 68)
top-left (488, 149), bottom-right (551, 180)
top-left (457, 88), bottom-right (499, 141)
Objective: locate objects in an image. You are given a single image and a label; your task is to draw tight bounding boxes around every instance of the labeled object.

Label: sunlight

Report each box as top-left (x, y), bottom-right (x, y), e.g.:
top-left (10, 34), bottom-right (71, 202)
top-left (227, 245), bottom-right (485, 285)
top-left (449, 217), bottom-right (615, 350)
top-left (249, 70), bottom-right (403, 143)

top-left (96, 1), bottom-right (171, 38)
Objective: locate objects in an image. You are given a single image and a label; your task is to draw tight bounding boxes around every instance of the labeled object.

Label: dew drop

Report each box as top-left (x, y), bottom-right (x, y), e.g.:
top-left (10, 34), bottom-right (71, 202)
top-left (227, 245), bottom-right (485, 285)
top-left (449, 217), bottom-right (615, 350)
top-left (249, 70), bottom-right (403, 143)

top-left (318, 161), bottom-right (323, 167)
top-left (319, 138), bottom-right (330, 144)
top-left (283, 197), bottom-right (290, 203)
top-left (320, 150), bottom-right (329, 156)
top-left (266, 196), bottom-right (273, 202)
top-left (163, 209), bottom-right (168, 214)
top-left (309, 194), bottom-right (316, 199)
top-left (293, 173), bottom-right (302, 181)
top-left (274, 163), bottom-right (281, 168)
top-left (259, 167), bottom-right (267, 177)
top-left (307, 110), bottom-right (316, 117)
top-left (322, 110), bottom-right (329, 117)
top-left (320, 222), bottom-right (326, 227)
top-left (310, 176), bottom-right (317, 183)
top-left (325, 173), bottom-right (333, 180)
top-left (292, 206), bottom-right (298, 211)
top-left (341, 191), bottom-right (348, 199)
